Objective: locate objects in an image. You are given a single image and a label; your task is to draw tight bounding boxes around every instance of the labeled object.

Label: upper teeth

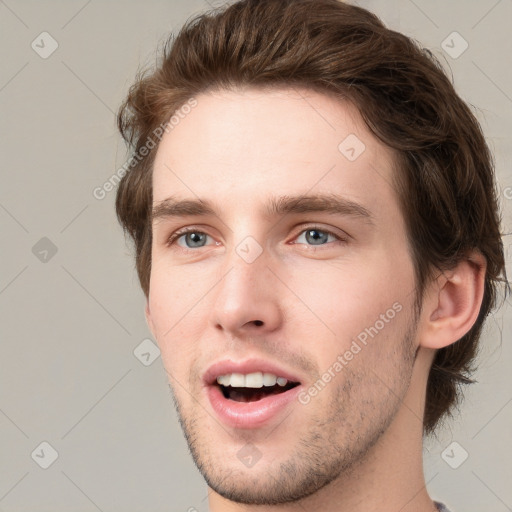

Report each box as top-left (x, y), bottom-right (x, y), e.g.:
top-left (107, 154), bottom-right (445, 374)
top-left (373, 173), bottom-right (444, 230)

top-left (216, 372), bottom-right (289, 388)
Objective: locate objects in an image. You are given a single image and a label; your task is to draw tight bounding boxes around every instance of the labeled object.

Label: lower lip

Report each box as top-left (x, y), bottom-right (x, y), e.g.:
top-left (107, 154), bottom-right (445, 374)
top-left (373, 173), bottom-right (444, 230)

top-left (206, 384), bottom-right (302, 429)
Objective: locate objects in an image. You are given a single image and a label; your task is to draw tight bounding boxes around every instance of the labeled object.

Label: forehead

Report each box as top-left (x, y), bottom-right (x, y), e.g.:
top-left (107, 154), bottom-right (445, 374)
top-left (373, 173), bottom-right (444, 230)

top-left (152, 86), bottom-right (400, 220)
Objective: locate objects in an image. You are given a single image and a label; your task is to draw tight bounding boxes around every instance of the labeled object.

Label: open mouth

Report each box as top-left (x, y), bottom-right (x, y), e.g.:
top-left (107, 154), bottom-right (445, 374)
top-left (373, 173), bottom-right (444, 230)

top-left (217, 381), bottom-right (300, 402)
top-left (205, 366), bottom-right (304, 428)
top-left (215, 372), bottom-right (301, 403)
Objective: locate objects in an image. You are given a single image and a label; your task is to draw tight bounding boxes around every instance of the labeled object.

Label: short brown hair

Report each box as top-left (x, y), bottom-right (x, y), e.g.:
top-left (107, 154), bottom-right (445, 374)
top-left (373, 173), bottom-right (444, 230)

top-left (115, 0), bottom-right (508, 433)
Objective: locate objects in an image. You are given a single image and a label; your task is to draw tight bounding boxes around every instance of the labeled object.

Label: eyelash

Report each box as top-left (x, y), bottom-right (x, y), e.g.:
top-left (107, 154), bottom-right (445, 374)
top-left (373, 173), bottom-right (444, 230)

top-left (165, 225), bottom-right (348, 251)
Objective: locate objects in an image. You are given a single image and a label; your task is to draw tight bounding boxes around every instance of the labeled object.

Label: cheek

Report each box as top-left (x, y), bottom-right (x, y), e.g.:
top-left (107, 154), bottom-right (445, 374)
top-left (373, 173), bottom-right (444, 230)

top-left (148, 259), bottom-right (205, 329)
top-left (290, 256), bottom-right (405, 326)
top-left (287, 253), bottom-right (413, 365)
top-left (147, 267), bottom-right (205, 371)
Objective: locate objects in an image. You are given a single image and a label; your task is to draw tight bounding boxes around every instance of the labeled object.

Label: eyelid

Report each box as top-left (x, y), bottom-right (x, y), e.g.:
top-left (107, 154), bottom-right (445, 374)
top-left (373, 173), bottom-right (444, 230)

top-left (289, 223), bottom-right (349, 246)
top-left (165, 225), bottom-right (217, 247)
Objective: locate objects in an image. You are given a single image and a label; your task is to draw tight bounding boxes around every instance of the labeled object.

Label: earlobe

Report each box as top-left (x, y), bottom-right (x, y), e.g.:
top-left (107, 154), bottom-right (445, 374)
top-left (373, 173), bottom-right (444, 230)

top-left (420, 251), bottom-right (486, 350)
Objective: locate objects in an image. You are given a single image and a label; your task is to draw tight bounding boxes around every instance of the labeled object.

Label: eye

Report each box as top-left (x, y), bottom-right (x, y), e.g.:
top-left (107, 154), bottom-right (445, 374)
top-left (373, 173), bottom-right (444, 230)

top-left (167, 229), bottom-right (215, 249)
top-left (293, 226), bottom-right (345, 246)
top-left (165, 225), bottom-right (347, 251)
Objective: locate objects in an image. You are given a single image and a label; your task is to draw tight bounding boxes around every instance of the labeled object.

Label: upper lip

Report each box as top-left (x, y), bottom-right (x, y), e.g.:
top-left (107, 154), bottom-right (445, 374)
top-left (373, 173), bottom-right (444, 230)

top-left (202, 358), bottom-right (304, 387)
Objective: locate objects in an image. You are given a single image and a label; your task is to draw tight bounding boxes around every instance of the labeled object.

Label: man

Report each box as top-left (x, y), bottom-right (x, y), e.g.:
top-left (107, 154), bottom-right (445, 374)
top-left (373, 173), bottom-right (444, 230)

top-left (115, 0), bottom-right (507, 510)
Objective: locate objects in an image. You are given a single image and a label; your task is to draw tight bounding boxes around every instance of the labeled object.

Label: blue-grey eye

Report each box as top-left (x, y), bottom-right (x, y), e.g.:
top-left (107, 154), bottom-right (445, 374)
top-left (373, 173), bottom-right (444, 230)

top-left (296, 228), bottom-right (334, 245)
top-left (178, 232), bottom-right (209, 248)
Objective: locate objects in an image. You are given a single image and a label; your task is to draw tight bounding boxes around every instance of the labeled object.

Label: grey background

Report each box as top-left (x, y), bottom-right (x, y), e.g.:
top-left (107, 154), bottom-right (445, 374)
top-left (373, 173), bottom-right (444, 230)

top-left (1, 0), bottom-right (511, 510)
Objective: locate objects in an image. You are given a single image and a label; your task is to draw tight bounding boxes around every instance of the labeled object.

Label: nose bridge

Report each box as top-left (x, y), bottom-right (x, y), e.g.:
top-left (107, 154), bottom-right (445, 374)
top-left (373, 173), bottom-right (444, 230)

top-left (211, 239), bottom-right (281, 333)
top-left (216, 239), bottom-right (269, 311)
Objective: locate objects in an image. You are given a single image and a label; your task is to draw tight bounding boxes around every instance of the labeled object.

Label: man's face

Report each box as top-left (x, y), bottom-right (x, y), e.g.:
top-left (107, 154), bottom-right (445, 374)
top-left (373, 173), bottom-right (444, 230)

top-left (147, 87), bottom-right (420, 504)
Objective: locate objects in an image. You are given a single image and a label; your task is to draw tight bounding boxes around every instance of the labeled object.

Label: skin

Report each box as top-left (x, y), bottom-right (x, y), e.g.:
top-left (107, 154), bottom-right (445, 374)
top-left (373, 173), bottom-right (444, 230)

top-left (145, 86), bottom-right (486, 512)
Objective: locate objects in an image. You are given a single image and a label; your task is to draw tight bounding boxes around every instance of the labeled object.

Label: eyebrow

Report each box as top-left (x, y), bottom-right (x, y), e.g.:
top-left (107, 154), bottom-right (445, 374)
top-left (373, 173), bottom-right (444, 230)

top-left (152, 193), bottom-right (374, 225)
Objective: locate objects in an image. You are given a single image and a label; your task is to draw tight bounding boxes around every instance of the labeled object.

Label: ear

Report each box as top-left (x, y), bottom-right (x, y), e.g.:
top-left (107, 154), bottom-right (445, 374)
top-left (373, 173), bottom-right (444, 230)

top-left (419, 251), bottom-right (487, 350)
top-left (145, 301), bottom-right (156, 339)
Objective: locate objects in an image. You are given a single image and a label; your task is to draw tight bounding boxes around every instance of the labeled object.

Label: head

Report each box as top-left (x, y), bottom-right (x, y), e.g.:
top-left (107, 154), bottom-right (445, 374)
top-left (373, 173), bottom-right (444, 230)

top-left (115, 0), bottom-right (507, 505)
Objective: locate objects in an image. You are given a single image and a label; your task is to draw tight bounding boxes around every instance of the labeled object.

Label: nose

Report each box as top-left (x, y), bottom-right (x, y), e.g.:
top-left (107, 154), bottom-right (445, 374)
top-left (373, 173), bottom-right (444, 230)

top-left (210, 246), bottom-right (283, 336)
